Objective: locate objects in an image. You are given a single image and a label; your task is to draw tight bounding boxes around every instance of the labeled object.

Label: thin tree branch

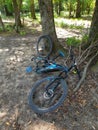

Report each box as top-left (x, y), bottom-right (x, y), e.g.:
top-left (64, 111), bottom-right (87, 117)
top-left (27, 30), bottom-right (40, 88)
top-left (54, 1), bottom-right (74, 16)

top-left (73, 51), bottom-right (98, 92)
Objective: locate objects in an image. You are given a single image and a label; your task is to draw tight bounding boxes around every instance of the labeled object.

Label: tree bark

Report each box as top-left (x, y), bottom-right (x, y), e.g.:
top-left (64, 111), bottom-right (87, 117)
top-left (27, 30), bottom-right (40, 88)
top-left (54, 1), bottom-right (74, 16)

top-left (38, 0), bottom-right (64, 52)
top-left (0, 15), bottom-right (5, 31)
top-left (82, 0), bottom-right (98, 65)
top-left (30, 0), bottom-right (36, 19)
top-left (58, 0), bottom-right (62, 16)
top-left (54, 2), bottom-right (59, 15)
top-left (54, 0), bottom-right (62, 16)
top-left (69, 1), bottom-right (73, 18)
top-left (76, 0), bottom-right (81, 18)
top-left (12, 0), bottom-right (22, 32)
top-left (88, 0), bottom-right (98, 44)
top-left (4, 4), bottom-right (13, 16)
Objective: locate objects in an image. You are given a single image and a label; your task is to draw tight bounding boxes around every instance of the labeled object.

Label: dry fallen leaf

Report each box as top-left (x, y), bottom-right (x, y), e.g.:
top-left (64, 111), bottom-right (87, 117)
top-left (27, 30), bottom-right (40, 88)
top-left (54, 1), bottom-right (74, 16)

top-left (6, 122), bottom-right (10, 126)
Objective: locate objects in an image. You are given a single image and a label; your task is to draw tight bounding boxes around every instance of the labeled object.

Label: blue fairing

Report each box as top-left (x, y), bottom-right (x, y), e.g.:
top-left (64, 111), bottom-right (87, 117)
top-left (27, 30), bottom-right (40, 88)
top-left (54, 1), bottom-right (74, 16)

top-left (46, 63), bottom-right (68, 72)
top-left (26, 66), bottom-right (33, 73)
top-left (46, 64), bottom-right (57, 69)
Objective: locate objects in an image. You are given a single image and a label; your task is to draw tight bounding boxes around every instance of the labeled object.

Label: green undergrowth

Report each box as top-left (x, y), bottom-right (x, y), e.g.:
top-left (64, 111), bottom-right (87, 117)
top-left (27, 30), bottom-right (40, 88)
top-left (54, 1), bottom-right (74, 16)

top-left (66, 37), bottom-right (81, 46)
top-left (56, 21), bottom-right (84, 29)
top-left (55, 17), bottom-right (90, 30)
top-left (65, 33), bottom-right (89, 47)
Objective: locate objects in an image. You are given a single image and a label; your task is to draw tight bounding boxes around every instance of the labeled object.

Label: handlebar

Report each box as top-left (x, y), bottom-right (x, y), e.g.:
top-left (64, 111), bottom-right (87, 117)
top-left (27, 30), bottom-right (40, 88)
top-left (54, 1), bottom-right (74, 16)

top-left (31, 47), bottom-right (81, 79)
top-left (70, 47), bottom-right (81, 79)
top-left (31, 50), bottom-right (65, 63)
top-left (52, 51), bottom-right (65, 61)
top-left (74, 65), bottom-right (81, 79)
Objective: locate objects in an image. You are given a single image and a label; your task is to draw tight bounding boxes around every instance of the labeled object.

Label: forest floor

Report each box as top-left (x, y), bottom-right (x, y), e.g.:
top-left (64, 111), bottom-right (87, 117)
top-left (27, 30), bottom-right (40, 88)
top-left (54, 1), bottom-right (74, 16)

top-left (0, 21), bottom-right (98, 130)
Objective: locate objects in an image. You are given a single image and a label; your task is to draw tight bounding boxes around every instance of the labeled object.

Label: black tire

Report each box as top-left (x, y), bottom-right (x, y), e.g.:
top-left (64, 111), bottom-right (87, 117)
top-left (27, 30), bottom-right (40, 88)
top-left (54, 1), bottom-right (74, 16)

top-left (37, 35), bottom-right (53, 58)
top-left (28, 76), bottom-right (68, 114)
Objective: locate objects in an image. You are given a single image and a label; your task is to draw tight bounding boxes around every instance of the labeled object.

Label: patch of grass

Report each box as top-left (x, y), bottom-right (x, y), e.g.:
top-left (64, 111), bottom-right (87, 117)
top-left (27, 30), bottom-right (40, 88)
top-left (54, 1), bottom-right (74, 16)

top-left (82, 34), bottom-right (89, 43)
top-left (19, 30), bottom-right (26, 35)
top-left (0, 27), bottom-right (4, 31)
top-left (70, 24), bottom-right (84, 29)
top-left (0, 24), bottom-right (14, 32)
top-left (56, 21), bottom-right (84, 29)
top-left (5, 24), bottom-right (14, 32)
top-left (66, 37), bottom-right (81, 46)
top-left (60, 21), bottom-right (69, 28)
top-left (55, 17), bottom-right (91, 30)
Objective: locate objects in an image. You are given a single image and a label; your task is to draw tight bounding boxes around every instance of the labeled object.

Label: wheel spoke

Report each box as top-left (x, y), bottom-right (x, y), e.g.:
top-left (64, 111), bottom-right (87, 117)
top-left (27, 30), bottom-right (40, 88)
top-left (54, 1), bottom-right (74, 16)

top-left (37, 35), bottom-right (53, 58)
top-left (29, 76), bottom-right (68, 113)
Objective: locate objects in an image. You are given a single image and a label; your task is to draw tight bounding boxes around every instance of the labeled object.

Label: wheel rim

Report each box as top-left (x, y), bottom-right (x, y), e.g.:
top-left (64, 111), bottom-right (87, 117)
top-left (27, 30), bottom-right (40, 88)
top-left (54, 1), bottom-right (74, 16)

top-left (29, 77), bottom-right (66, 113)
top-left (37, 35), bottom-right (52, 58)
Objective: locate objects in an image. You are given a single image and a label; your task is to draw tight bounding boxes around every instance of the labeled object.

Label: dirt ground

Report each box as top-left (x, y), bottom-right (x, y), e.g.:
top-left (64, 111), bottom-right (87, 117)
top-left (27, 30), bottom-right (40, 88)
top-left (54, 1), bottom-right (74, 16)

top-left (0, 29), bottom-right (98, 130)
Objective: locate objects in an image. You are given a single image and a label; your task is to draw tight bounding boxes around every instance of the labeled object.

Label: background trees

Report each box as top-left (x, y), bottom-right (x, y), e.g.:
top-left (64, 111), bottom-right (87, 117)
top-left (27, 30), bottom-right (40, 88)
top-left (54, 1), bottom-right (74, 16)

top-left (0, 15), bottom-right (5, 31)
top-left (12, 0), bottom-right (22, 32)
top-left (76, 0), bottom-right (82, 18)
top-left (30, 0), bottom-right (36, 19)
top-left (0, 0), bottom-right (97, 51)
top-left (88, 0), bottom-right (98, 44)
top-left (0, 0), bottom-right (95, 19)
top-left (53, 0), bottom-right (63, 16)
top-left (0, 0), bottom-right (13, 16)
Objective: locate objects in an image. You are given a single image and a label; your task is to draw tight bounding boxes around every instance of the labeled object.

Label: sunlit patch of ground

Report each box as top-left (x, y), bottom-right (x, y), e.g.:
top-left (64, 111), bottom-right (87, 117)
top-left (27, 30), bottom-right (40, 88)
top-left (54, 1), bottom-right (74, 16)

top-left (55, 18), bottom-right (91, 28)
top-left (56, 27), bottom-right (82, 39)
top-left (25, 120), bottom-right (66, 130)
top-left (1, 17), bottom-right (90, 39)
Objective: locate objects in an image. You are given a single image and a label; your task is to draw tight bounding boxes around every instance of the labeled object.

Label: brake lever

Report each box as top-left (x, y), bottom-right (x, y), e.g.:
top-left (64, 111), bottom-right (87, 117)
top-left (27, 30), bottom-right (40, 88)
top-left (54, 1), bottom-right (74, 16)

top-left (74, 65), bottom-right (81, 80)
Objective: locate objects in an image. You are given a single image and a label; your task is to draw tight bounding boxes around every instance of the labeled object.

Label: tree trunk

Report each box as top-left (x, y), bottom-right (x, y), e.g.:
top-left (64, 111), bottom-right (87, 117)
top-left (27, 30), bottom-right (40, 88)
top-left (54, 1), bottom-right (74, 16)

top-left (0, 15), bottom-right (5, 31)
top-left (54, 2), bottom-right (59, 15)
top-left (69, 1), bottom-right (73, 18)
top-left (4, 5), bottom-right (13, 16)
top-left (58, 0), bottom-right (62, 16)
top-left (12, 0), bottom-right (22, 32)
top-left (88, 0), bottom-right (98, 44)
top-left (84, 0), bottom-right (98, 65)
top-left (87, 4), bottom-right (91, 15)
top-left (76, 0), bottom-right (81, 18)
top-left (30, 0), bottom-right (36, 19)
top-left (54, 0), bottom-right (62, 16)
top-left (38, 0), bottom-right (64, 52)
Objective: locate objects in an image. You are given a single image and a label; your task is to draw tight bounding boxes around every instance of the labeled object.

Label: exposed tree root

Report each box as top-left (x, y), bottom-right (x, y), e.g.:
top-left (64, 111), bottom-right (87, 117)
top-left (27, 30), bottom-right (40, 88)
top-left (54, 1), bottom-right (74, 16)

top-left (77, 41), bottom-right (98, 65)
top-left (74, 51), bottom-right (98, 92)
